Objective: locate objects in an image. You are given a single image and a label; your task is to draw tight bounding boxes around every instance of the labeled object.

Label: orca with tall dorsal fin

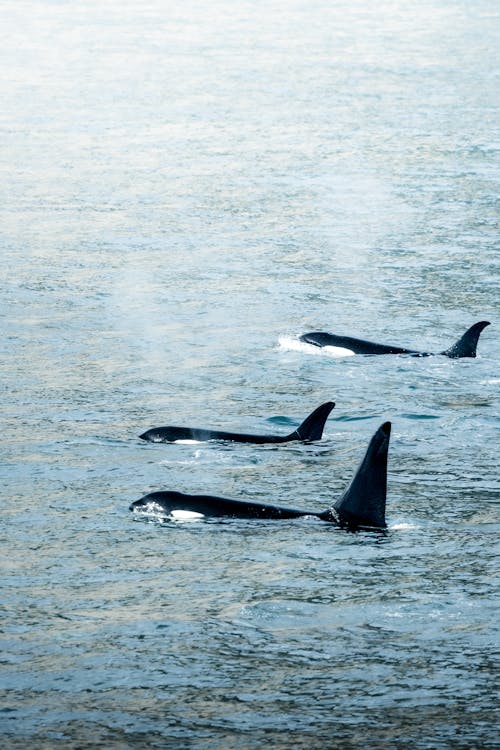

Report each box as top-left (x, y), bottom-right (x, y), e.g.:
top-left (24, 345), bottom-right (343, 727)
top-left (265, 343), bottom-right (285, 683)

top-left (299, 321), bottom-right (490, 358)
top-left (131, 422), bottom-right (391, 530)
top-left (139, 401), bottom-right (335, 444)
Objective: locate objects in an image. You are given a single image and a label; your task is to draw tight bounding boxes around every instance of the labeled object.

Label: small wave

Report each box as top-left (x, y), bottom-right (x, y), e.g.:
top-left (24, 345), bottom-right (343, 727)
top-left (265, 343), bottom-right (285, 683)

top-left (278, 336), bottom-right (355, 357)
top-left (158, 455), bottom-right (203, 466)
top-left (389, 522), bottom-right (418, 531)
top-left (400, 413), bottom-right (440, 421)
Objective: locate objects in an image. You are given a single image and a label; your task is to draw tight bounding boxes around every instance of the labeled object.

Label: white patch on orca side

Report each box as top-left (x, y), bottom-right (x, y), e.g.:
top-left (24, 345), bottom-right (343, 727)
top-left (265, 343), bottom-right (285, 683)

top-left (278, 336), bottom-right (354, 358)
top-left (170, 509), bottom-right (205, 521)
top-left (173, 439), bottom-right (202, 445)
top-left (322, 345), bottom-right (355, 358)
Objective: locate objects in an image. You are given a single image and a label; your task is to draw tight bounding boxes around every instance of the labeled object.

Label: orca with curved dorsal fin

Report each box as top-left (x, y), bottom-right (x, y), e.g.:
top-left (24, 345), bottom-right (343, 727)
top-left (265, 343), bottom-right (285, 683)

top-left (299, 321), bottom-right (490, 358)
top-left (139, 401), bottom-right (335, 444)
top-left (131, 422), bottom-right (391, 530)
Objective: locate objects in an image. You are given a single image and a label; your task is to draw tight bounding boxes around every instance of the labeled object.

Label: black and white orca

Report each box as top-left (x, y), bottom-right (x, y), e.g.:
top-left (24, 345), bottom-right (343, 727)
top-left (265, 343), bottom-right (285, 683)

top-left (139, 402), bottom-right (335, 444)
top-left (300, 321), bottom-right (490, 358)
top-left (131, 422), bottom-right (391, 530)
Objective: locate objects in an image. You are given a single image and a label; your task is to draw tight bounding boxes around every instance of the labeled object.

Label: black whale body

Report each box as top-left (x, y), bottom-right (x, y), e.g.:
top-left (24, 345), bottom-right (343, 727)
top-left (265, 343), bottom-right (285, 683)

top-left (131, 422), bottom-right (391, 530)
top-left (300, 321), bottom-right (490, 358)
top-left (140, 401), bottom-right (335, 444)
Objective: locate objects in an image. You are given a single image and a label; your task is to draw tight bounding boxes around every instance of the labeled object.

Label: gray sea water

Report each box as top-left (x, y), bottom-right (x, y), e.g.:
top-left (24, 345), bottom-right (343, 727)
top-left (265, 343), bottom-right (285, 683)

top-left (1, 1), bottom-right (499, 748)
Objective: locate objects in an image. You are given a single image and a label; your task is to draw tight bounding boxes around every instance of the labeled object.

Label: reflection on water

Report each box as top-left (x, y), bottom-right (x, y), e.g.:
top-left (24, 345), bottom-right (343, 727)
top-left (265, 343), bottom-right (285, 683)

top-left (1, 0), bottom-right (499, 748)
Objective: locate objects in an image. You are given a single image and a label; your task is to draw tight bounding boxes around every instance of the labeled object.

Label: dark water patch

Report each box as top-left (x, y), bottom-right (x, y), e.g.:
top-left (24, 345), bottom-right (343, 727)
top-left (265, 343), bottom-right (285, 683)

top-left (400, 412), bottom-right (441, 420)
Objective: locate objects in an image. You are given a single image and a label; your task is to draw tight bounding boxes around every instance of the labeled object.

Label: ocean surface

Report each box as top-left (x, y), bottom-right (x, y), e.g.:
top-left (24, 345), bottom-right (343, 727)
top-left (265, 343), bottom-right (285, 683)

top-left (1, 1), bottom-right (499, 748)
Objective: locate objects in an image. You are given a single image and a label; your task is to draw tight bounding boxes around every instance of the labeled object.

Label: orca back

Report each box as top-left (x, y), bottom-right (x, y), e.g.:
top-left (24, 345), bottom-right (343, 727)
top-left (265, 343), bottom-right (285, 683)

top-left (139, 402), bottom-right (335, 444)
top-left (131, 491), bottom-right (308, 519)
top-left (300, 321), bottom-right (491, 358)
top-left (300, 332), bottom-right (413, 355)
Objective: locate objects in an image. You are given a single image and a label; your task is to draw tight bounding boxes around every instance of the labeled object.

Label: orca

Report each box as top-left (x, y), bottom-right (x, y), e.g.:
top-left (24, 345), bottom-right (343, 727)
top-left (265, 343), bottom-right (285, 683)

top-left (299, 321), bottom-right (490, 358)
top-left (139, 401), bottom-right (335, 444)
top-left (131, 422), bottom-right (391, 530)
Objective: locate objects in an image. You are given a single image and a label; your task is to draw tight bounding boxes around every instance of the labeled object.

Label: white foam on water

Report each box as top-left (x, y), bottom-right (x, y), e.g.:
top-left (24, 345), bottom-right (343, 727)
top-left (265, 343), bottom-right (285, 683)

top-left (133, 501), bottom-right (167, 519)
top-left (390, 523), bottom-right (417, 531)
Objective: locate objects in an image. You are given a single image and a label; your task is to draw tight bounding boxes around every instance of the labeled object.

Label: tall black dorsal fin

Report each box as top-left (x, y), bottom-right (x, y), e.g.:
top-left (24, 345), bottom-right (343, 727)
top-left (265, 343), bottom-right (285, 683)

top-left (324, 422), bottom-right (391, 529)
top-left (441, 321), bottom-right (490, 358)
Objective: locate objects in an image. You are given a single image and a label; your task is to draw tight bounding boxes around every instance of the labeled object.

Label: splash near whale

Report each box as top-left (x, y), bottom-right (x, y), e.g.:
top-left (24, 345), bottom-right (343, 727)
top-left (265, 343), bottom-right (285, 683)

top-left (131, 422), bottom-right (391, 531)
top-left (139, 401), bottom-right (335, 444)
top-left (299, 321), bottom-right (490, 358)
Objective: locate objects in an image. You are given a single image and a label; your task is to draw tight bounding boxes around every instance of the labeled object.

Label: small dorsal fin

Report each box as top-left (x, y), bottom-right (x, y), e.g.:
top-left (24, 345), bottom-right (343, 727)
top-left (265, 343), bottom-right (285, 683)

top-left (293, 402), bottom-right (335, 441)
top-left (441, 321), bottom-right (490, 358)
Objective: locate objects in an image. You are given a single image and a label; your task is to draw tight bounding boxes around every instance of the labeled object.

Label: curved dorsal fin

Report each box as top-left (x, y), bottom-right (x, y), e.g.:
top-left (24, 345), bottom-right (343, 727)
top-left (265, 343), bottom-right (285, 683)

top-left (441, 321), bottom-right (490, 358)
top-left (292, 401), bottom-right (335, 441)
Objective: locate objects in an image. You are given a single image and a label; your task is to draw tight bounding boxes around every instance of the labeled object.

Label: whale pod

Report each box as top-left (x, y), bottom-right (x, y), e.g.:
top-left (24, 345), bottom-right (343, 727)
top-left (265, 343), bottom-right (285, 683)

top-left (299, 321), bottom-right (490, 358)
top-left (131, 422), bottom-right (391, 530)
top-left (139, 401), bottom-right (335, 444)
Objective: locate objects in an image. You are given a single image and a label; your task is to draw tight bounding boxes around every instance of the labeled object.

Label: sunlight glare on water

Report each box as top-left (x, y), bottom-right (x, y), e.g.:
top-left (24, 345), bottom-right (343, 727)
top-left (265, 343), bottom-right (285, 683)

top-left (1, 1), bottom-right (499, 748)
